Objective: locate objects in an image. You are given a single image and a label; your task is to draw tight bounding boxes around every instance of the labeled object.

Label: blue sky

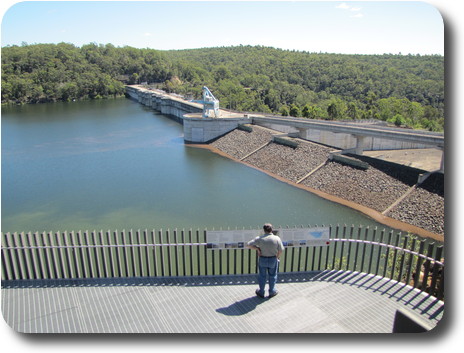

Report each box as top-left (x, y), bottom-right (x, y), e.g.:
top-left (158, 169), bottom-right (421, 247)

top-left (1, 1), bottom-right (445, 55)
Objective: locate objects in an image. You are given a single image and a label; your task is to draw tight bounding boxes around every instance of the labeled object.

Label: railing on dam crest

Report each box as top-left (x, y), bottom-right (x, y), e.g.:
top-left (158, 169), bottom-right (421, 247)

top-left (1, 225), bottom-right (444, 300)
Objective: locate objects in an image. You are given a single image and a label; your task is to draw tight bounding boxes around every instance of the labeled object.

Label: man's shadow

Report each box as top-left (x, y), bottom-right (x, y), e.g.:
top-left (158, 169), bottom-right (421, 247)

top-left (216, 296), bottom-right (267, 316)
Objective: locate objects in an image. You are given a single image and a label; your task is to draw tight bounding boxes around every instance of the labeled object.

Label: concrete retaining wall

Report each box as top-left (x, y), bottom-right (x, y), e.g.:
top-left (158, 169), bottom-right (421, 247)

top-left (183, 114), bottom-right (251, 143)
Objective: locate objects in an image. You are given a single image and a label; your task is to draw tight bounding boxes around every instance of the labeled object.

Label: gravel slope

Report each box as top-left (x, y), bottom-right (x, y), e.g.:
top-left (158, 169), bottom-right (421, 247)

top-left (210, 126), bottom-right (445, 236)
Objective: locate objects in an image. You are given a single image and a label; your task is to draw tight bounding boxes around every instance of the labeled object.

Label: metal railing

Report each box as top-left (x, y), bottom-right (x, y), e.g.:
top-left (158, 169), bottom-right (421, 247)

top-left (1, 225), bottom-right (444, 300)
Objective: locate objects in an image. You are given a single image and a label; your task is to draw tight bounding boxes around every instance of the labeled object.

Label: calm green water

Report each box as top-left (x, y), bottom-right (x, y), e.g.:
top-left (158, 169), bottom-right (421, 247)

top-left (2, 98), bottom-right (395, 233)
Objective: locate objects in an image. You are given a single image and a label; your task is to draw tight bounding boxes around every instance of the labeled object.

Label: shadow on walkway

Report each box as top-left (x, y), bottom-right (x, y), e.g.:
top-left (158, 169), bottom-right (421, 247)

top-left (216, 296), bottom-right (267, 316)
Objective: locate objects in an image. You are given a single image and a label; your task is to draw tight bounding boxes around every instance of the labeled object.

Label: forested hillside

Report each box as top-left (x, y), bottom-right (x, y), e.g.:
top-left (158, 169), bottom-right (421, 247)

top-left (1, 43), bottom-right (444, 131)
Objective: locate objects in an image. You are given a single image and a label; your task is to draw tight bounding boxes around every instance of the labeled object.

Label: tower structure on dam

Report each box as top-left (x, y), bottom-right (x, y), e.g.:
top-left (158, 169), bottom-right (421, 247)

top-left (201, 86), bottom-right (220, 118)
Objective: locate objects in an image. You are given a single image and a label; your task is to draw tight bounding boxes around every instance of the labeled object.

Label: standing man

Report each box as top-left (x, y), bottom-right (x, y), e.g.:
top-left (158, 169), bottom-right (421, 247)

top-left (246, 223), bottom-right (284, 298)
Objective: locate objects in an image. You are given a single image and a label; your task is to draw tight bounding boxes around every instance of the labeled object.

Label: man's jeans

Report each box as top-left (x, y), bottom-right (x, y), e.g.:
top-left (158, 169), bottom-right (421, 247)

top-left (257, 256), bottom-right (279, 296)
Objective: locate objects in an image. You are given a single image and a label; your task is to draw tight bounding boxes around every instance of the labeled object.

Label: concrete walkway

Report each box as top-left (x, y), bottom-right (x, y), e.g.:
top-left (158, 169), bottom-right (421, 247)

top-left (1, 270), bottom-right (444, 333)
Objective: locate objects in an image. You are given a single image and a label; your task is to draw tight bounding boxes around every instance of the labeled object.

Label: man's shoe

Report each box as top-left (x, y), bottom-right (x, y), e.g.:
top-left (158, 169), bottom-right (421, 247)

top-left (255, 289), bottom-right (265, 298)
top-left (268, 291), bottom-right (278, 298)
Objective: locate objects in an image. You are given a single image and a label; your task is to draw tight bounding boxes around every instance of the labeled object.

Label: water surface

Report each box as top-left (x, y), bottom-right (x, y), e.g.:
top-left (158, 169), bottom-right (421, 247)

top-left (2, 99), bottom-right (395, 233)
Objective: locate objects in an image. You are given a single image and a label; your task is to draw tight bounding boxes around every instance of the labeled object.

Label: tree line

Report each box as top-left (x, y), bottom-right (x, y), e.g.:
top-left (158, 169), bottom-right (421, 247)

top-left (1, 43), bottom-right (444, 131)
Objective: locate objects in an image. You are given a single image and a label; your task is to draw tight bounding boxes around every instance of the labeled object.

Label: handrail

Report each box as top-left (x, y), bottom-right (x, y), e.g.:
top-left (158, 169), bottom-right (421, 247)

top-left (1, 239), bottom-right (443, 266)
top-left (1, 226), bottom-right (444, 300)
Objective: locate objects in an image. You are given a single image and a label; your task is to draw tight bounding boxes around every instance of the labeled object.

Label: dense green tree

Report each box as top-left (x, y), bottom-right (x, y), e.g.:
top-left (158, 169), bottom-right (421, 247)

top-left (1, 43), bottom-right (444, 131)
top-left (346, 102), bottom-right (359, 120)
top-left (289, 104), bottom-right (301, 117)
top-left (302, 104), bottom-right (323, 119)
top-left (280, 105), bottom-right (289, 116)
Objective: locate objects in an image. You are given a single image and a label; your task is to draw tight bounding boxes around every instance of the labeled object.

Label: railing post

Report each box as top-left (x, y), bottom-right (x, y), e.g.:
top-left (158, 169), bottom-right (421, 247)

top-left (158, 229), bottom-right (165, 277)
top-left (196, 229), bottom-right (201, 276)
top-left (323, 225), bottom-right (332, 270)
top-left (346, 225), bottom-right (354, 271)
top-left (77, 231), bottom-right (89, 278)
top-left (397, 234), bottom-right (409, 282)
top-left (375, 229), bottom-right (385, 276)
top-left (429, 245), bottom-right (443, 297)
top-left (436, 253), bottom-right (445, 300)
top-left (136, 230), bottom-right (145, 277)
top-left (181, 229), bottom-right (187, 277)
top-left (203, 229), bottom-right (208, 276)
top-left (367, 227), bottom-right (377, 274)
top-left (36, 232), bottom-right (47, 279)
top-left (353, 226), bottom-right (362, 272)
top-left (145, 229), bottom-right (154, 277)
top-left (421, 243), bottom-right (435, 292)
top-left (68, 231), bottom-right (79, 278)
top-left (173, 229), bottom-right (180, 277)
top-left (15, 232), bottom-right (29, 280)
top-left (339, 225), bottom-right (347, 271)
top-left (413, 240), bottom-right (426, 288)
top-left (24, 232), bottom-right (37, 279)
top-left (330, 225), bottom-right (339, 270)
top-left (56, 231), bottom-right (69, 279)
top-left (121, 230), bottom-right (130, 277)
top-left (405, 236), bottom-right (417, 286)
top-left (389, 232), bottom-right (401, 280)
top-left (84, 231), bottom-right (95, 278)
top-left (166, 229), bottom-right (172, 277)
top-left (360, 226), bottom-right (369, 273)
top-left (151, 229), bottom-right (158, 277)
top-left (1, 233), bottom-right (13, 280)
top-left (96, 230), bottom-right (107, 278)
top-left (188, 229), bottom-right (194, 276)
top-left (3, 233), bottom-right (17, 280)
top-left (62, 231), bottom-right (74, 279)
top-left (113, 230), bottom-right (123, 277)
top-left (128, 229), bottom-right (137, 277)
top-left (107, 230), bottom-right (116, 278)
top-left (382, 230), bottom-right (393, 278)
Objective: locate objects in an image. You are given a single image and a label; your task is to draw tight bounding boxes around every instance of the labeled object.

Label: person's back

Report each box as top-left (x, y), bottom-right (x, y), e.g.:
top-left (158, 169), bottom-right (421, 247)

top-left (252, 233), bottom-right (282, 257)
top-left (246, 223), bottom-right (284, 298)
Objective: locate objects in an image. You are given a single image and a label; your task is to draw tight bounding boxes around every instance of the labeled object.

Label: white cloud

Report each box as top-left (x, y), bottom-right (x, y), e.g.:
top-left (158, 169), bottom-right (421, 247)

top-left (144, 32), bottom-right (152, 37)
top-left (336, 3), bottom-right (364, 18)
top-left (336, 3), bottom-right (351, 10)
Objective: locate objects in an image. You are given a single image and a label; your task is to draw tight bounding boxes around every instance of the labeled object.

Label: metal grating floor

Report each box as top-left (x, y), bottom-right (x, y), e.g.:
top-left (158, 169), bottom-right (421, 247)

top-left (1, 270), bottom-right (444, 333)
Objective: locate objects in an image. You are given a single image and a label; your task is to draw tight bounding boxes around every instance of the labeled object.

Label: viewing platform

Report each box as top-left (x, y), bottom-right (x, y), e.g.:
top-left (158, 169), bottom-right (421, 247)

top-left (1, 226), bottom-right (444, 333)
top-left (1, 271), bottom-right (443, 333)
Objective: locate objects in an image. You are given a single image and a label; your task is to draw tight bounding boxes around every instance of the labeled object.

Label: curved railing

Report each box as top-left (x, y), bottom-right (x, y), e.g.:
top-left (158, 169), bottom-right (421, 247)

top-left (1, 225), bottom-right (444, 300)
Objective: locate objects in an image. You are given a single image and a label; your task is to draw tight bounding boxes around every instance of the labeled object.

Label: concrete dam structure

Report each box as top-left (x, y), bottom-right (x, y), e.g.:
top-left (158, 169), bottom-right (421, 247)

top-left (125, 85), bottom-right (251, 143)
top-left (125, 85), bottom-right (444, 171)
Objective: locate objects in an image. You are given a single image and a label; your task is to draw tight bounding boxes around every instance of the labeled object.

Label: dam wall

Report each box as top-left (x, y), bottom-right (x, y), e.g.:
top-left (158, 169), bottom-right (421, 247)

top-left (126, 85), bottom-right (203, 123)
top-left (126, 85), bottom-right (251, 143)
top-left (126, 85), bottom-right (443, 163)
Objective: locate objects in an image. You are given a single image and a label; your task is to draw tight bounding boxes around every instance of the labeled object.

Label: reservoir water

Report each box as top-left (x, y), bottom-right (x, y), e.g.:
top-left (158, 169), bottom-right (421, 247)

top-left (2, 98), bottom-right (397, 234)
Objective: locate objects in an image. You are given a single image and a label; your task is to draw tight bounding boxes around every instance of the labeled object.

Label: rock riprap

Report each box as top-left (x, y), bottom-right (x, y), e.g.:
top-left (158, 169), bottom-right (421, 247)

top-left (209, 126), bottom-right (444, 236)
